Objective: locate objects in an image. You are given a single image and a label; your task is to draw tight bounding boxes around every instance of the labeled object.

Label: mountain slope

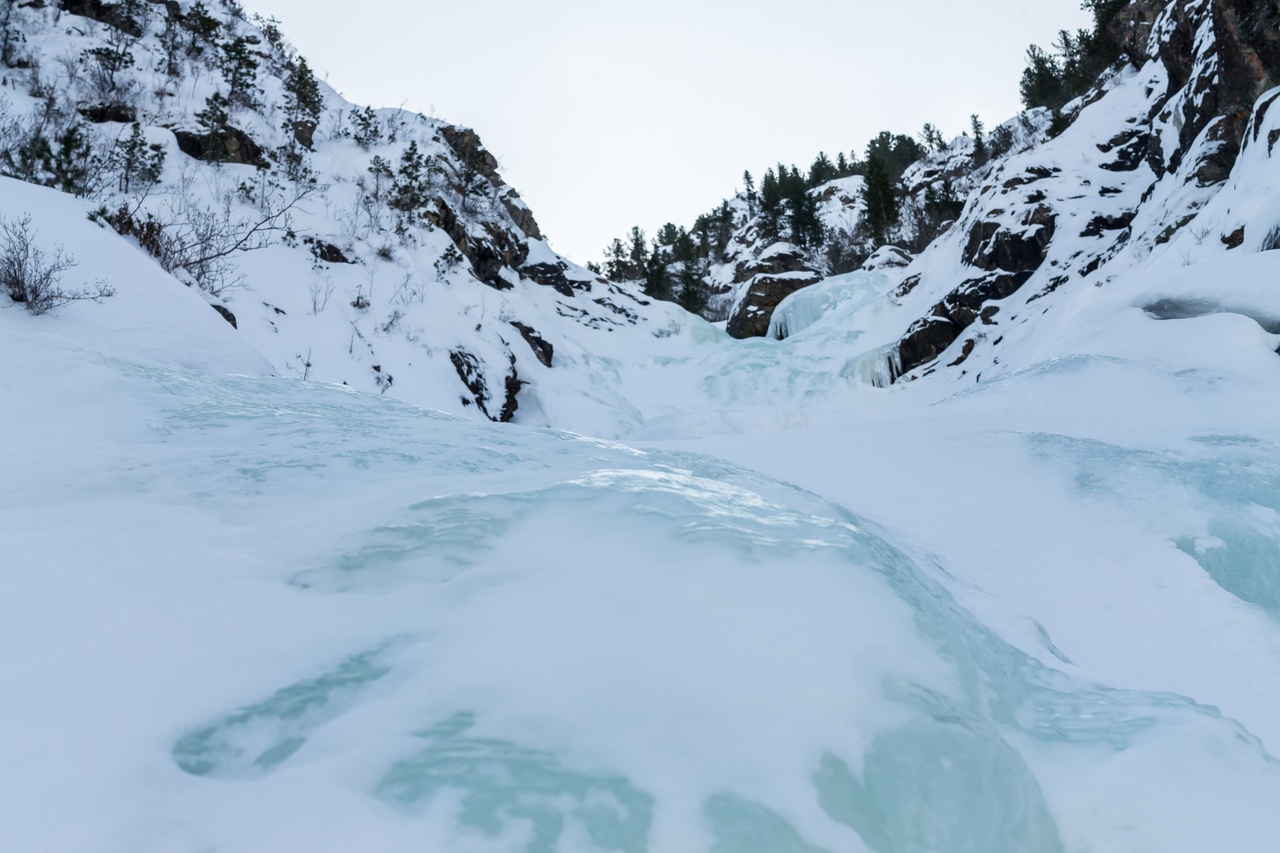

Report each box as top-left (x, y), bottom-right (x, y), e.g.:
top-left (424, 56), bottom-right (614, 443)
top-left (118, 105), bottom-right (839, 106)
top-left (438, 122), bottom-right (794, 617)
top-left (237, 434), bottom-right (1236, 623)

top-left (0, 0), bottom-right (686, 435)
top-left (880, 0), bottom-right (1280, 384)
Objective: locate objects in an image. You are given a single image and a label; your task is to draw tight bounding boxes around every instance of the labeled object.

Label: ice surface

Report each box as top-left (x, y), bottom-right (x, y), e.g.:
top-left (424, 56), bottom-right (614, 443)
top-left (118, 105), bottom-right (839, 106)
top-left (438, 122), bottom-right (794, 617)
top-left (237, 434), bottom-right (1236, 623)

top-left (7, 325), bottom-right (1280, 852)
top-left (1028, 431), bottom-right (1280, 614)
top-left (767, 272), bottom-right (893, 341)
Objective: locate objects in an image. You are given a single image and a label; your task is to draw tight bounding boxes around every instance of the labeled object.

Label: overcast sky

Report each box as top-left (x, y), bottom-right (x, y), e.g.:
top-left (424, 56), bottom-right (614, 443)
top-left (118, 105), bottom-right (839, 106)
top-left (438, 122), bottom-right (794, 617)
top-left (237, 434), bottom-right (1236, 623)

top-left (240, 0), bottom-right (1090, 265)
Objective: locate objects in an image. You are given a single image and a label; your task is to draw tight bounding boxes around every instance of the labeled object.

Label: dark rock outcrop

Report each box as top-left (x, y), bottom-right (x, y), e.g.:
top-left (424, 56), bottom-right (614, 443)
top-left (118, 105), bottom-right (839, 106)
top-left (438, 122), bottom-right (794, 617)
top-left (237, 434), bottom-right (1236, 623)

top-left (501, 190), bottom-right (543, 241)
top-left (292, 120), bottom-right (317, 150)
top-left (305, 238), bottom-right (352, 264)
top-left (427, 200), bottom-right (528, 290)
top-left (211, 304), bottom-right (237, 328)
top-left (521, 261), bottom-right (586, 297)
top-left (1152, 0), bottom-right (1280, 178)
top-left (962, 207), bottom-right (1056, 274)
top-left (726, 272), bottom-right (823, 339)
top-left (897, 207), bottom-right (1056, 375)
top-left (1081, 211), bottom-right (1136, 237)
top-left (450, 349), bottom-right (521, 423)
top-left (60, 0), bottom-right (144, 35)
top-left (78, 103), bottom-right (137, 124)
top-left (511, 321), bottom-right (554, 367)
top-left (173, 127), bottom-right (267, 167)
top-left (732, 245), bottom-right (816, 285)
top-left (897, 271), bottom-right (1032, 373)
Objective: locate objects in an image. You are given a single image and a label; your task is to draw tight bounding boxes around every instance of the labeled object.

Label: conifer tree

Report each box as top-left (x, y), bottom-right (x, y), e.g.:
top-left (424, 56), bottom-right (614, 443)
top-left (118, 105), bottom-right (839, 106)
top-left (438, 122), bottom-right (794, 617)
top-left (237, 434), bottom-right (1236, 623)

top-left (920, 123), bottom-right (946, 153)
top-left (677, 267), bottom-right (706, 314)
top-left (283, 58), bottom-right (323, 135)
top-left (603, 238), bottom-right (628, 279)
top-left (642, 243), bottom-right (669, 299)
top-left (350, 106), bottom-right (382, 150)
top-left (808, 152), bottom-right (837, 187)
top-left (970, 114), bottom-right (986, 164)
top-left (48, 125), bottom-right (94, 196)
top-left (786, 168), bottom-right (822, 248)
top-left (195, 92), bottom-right (232, 160)
top-left (220, 35), bottom-right (261, 109)
top-left (627, 227), bottom-right (647, 279)
top-left (389, 141), bottom-right (436, 228)
top-left (1020, 0), bottom-right (1127, 110)
top-left (181, 2), bottom-right (221, 55)
top-left (758, 168), bottom-right (782, 241)
top-left (859, 153), bottom-right (898, 248)
top-left (112, 123), bottom-right (165, 193)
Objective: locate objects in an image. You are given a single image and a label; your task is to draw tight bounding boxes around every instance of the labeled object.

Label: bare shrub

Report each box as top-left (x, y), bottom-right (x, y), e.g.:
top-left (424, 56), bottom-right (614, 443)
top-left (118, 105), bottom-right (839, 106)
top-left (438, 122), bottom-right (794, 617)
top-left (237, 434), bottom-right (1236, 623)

top-left (1, 214), bottom-right (114, 314)
top-left (1261, 225), bottom-right (1280, 253)
top-left (307, 278), bottom-right (333, 314)
top-left (100, 182), bottom-right (314, 299)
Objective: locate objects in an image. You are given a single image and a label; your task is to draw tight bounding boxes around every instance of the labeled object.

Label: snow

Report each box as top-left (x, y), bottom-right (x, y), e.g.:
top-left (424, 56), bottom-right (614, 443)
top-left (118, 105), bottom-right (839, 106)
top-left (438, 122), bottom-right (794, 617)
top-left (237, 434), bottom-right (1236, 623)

top-left (8, 225), bottom-right (1280, 849)
top-left (6, 1), bottom-right (1280, 850)
top-left (0, 178), bottom-right (270, 375)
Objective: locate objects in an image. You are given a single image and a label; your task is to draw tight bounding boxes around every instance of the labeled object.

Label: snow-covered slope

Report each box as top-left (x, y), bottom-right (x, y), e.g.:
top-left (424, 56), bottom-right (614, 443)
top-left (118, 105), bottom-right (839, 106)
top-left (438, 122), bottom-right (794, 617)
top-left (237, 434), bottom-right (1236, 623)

top-left (0, 0), bottom-right (683, 435)
top-left (873, 0), bottom-right (1280, 387)
top-left (0, 176), bottom-right (269, 373)
top-left (8, 268), bottom-right (1280, 850)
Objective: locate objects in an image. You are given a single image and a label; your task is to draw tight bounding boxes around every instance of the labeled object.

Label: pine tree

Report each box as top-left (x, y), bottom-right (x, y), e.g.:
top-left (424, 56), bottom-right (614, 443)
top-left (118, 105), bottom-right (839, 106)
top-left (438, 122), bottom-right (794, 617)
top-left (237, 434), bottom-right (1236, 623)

top-left (389, 141), bottom-right (436, 228)
top-left (2, 131), bottom-right (52, 183)
top-left (970, 114), bottom-right (986, 164)
top-left (1020, 0), bottom-right (1127, 110)
top-left (194, 92), bottom-right (232, 160)
top-left (82, 33), bottom-right (136, 101)
top-left (713, 201), bottom-right (734, 257)
top-left (642, 243), bottom-right (670, 299)
top-left (220, 36), bottom-right (261, 109)
top-left (627, 227), bottom-right (647, 279)
top-left (808, 152), bottom-right (836, 187)
top-left (113, 123), bottom-right (165, 193)
top-left (920, 123), bottom-right (946, 153)
top-left (283, 58), bottom-right (324, 142)
top-left (366, 155), bottom-right (392, 204)
top-left (350, 106), bottom-right (382, 149)
top-left (453, 136), bottom-right (492, 213)
top-left (786, 168), bottom-right (822, 248)
top-left (743, 170), bottom-right (756, 215)
top-left (48, 125), bottom-right (94, 195)
top-left (758, 168), bottom-right (782, 241)
top-left (603, 237), bottom-right (629, 279)
top-left (181, 2), bottom-right (222, 55)
top-left (677, 266), bottom-right (706, 314)
top-left (864, 132), bottom-right (924, 183)
top-left (859, 153), bottom-right (898, 248)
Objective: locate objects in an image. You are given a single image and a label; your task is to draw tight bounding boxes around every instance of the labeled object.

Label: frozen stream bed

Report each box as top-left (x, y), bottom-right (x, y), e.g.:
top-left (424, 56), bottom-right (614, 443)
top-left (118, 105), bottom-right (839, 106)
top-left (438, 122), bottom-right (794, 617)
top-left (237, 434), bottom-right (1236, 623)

top-left (5, 299), bottom-right (1280, 852)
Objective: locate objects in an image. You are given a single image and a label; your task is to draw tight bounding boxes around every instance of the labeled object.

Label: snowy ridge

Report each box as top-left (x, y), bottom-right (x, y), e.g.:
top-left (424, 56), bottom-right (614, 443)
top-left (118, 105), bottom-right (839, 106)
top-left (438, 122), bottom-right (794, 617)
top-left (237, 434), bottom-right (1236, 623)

top-left (0, 0), bottom-right (682, 435)
top-left (870, 0), bottom-right (1280, 387)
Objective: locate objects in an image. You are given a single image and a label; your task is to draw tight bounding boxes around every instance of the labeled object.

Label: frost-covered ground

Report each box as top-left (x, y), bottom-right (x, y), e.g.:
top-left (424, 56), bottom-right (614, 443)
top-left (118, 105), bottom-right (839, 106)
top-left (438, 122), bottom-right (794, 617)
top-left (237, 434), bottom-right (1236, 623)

top-left (6, 168), bottom-right (1280, 852)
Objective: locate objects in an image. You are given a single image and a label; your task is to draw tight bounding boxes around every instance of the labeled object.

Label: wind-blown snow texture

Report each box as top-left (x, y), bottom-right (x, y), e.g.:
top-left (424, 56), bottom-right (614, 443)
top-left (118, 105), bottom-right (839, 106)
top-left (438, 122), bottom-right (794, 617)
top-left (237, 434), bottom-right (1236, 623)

top-left (5, 0), bottom-right (1280, 850)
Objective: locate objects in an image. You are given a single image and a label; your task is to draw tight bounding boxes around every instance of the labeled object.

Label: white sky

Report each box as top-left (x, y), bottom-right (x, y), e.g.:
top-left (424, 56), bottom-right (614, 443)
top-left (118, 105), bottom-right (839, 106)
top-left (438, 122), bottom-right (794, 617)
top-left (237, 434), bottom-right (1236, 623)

top-left (240, 0), bottom-right (1091, 265)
